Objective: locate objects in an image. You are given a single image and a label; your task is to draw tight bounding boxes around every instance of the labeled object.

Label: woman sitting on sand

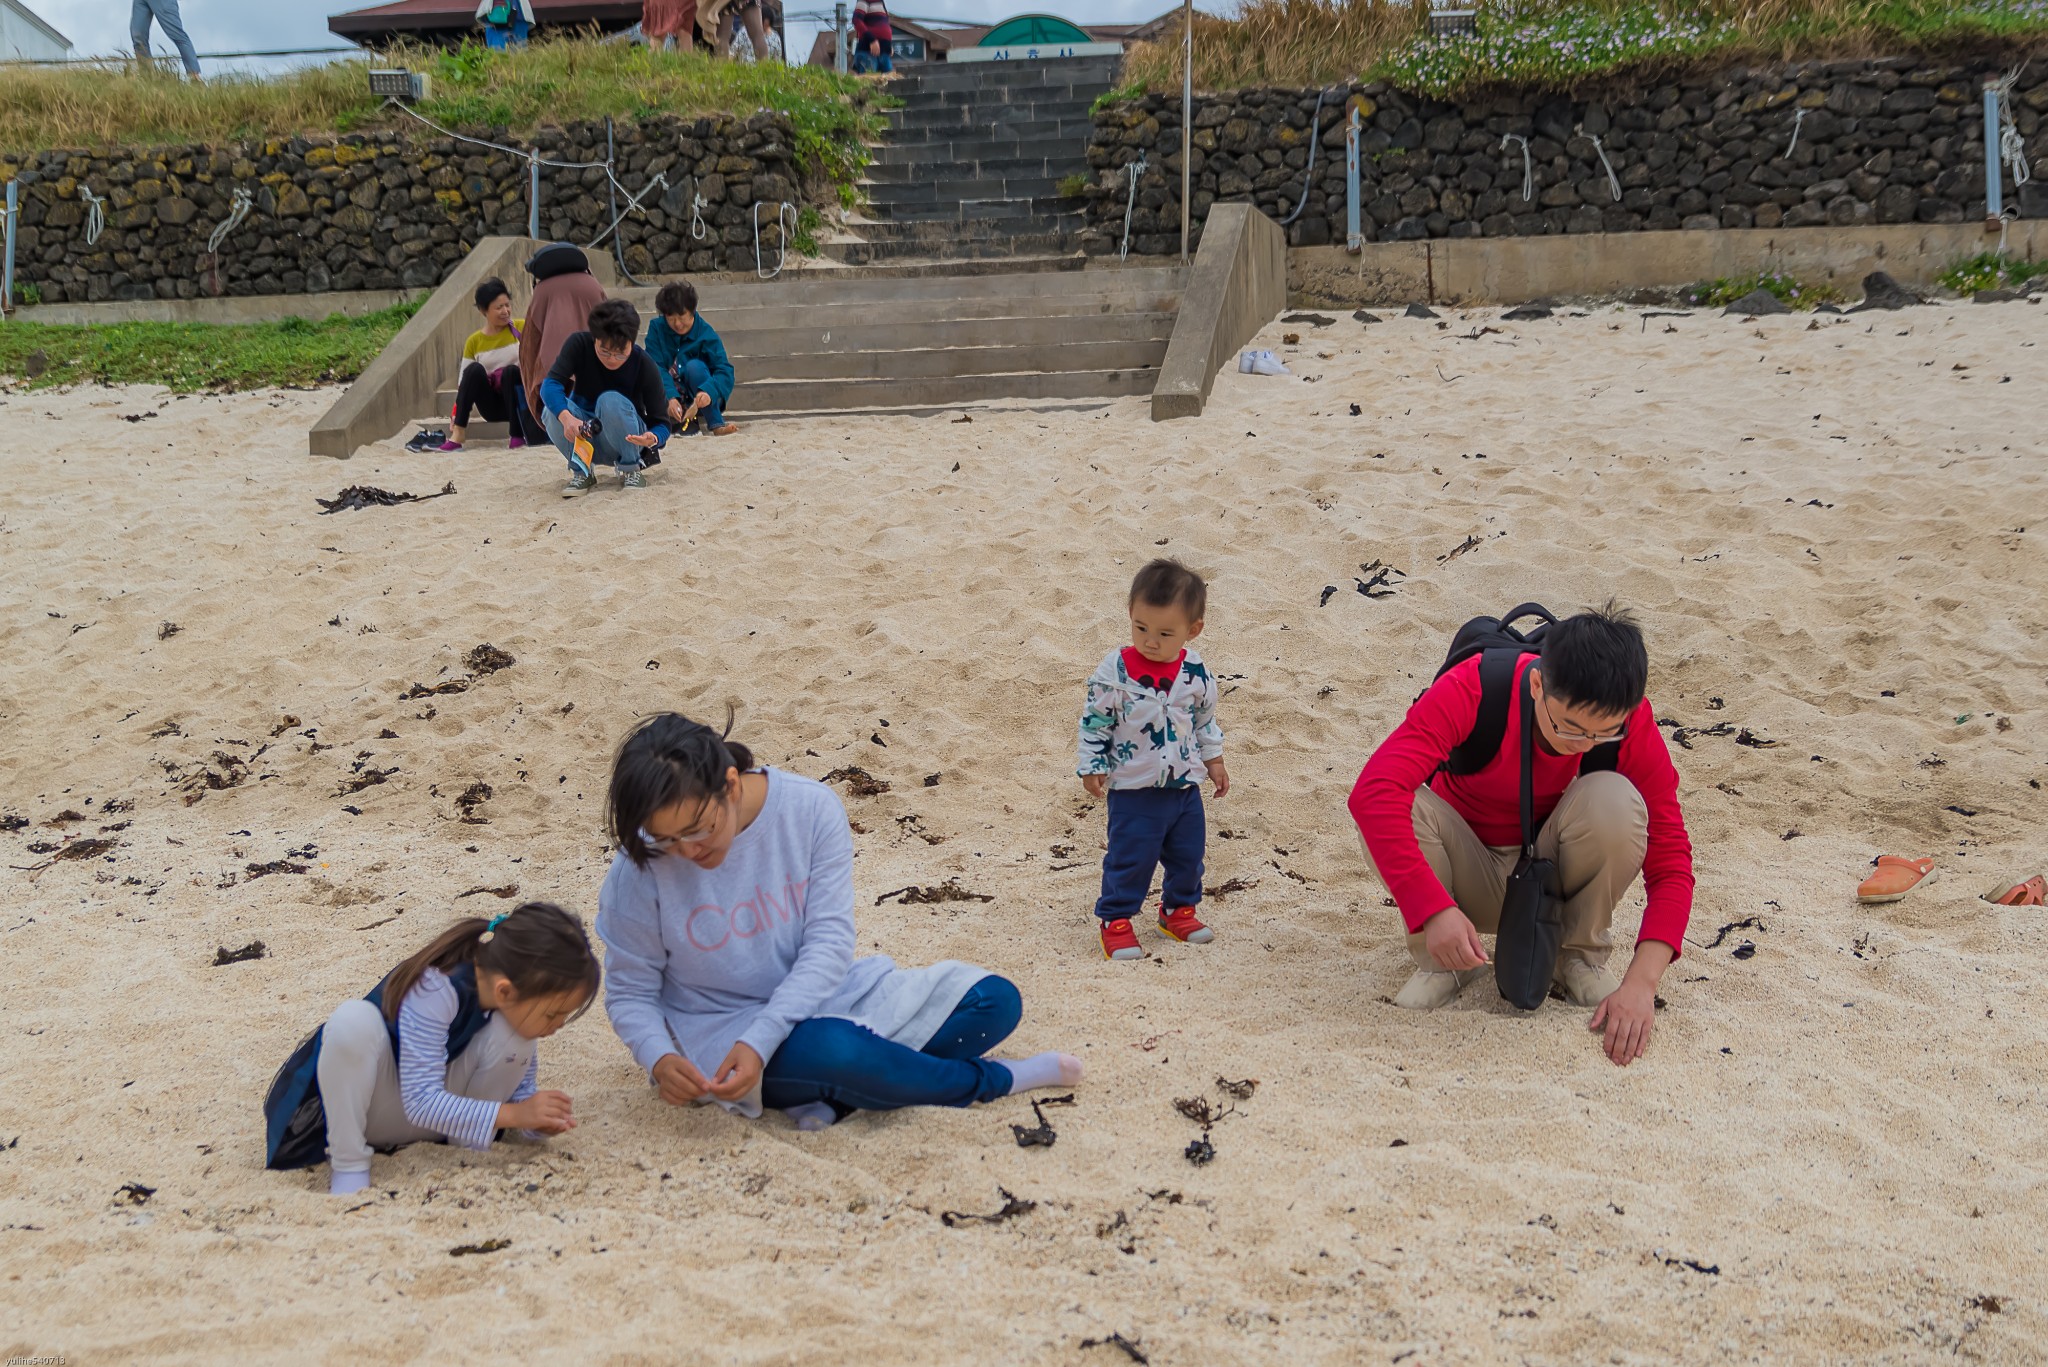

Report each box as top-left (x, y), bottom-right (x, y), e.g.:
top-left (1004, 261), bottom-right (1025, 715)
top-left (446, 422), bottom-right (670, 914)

top-left (595, 712), bottom-right (1082, 1130)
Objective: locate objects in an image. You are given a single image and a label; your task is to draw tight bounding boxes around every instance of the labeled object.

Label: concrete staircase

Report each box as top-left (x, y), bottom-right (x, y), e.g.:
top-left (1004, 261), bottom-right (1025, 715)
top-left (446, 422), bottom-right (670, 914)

top-left (429, 263), bottom-right (1184, 423)
top-left (827, 56), bottom-right (1119, 266)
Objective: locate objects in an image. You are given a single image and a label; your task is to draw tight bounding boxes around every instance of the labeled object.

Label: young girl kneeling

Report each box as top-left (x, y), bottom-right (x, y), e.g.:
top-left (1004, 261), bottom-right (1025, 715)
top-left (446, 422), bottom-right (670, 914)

top-left (264, 902), bottom-right (601, 1195)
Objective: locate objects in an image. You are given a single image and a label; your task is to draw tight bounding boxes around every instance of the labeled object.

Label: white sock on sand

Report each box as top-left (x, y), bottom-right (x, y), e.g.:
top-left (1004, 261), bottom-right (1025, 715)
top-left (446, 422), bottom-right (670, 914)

top-left (329, 1168), bottom-right (371, 1197)
top-left (784, 1102), bottom-right (839, 1131)
top-left (1000, 1052), bottom-right (1086, 1094)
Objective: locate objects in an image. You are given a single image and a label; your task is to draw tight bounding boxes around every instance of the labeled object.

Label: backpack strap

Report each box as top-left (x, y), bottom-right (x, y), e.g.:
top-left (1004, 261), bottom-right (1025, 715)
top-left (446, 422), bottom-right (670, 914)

top-left (1580, 739), bottom-right (1622, 774)
top-left (1444, 647), bottom-right (1526, 776)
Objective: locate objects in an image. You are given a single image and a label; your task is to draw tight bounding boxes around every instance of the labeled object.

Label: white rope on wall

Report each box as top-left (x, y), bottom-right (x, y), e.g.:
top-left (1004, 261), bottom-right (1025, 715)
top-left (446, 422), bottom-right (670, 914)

top-left (754, 200), bottom-right (797, 279)
top-left (1500, 134), bottom-right (1532, 201)
top-left (1120, 151), bottom-right (1147, 261)
top-left (78, 185), bottom-right (106, 245)
top-left (1781, 107), bottom-right (1807, 161)
top-left (207, 188), bottom-right (253, 254)
top-left (1587, 133), bottom-right (1621, 202)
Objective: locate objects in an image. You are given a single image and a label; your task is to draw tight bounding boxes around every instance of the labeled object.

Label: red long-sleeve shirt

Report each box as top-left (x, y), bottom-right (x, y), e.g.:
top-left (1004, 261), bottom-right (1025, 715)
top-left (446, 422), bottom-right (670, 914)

top-left (1347, 652), bottom-right (1695, 954)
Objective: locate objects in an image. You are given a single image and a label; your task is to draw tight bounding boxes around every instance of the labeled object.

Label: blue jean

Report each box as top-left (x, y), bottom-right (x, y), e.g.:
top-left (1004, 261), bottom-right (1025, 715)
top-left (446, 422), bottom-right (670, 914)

top-left (759, 975), bottom-right (1020, 1112)
top-left (1095, 785), bottom-right (1205, 923)
top-left (132, 0), bottom-right (200, 75)
top-left (852, 49), bottom-right (894, 74)
top-left (483, 18), bottom-right (530, 48)
top-left (678, 359), bottom-right (727, 430)
top-left (542, 390), bottom-right (648, 475)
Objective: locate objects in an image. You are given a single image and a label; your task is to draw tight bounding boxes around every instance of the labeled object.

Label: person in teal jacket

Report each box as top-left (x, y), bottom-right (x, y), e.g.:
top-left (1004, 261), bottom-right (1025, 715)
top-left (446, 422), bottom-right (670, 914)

top-left (645, 281), bottom-right (739, 436)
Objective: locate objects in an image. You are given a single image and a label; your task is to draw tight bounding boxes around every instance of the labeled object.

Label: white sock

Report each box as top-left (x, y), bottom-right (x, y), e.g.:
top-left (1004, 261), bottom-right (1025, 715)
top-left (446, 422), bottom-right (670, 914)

top-left (999, 1052), bottom-right (1086, 1094)
top-left (784, 1102), bottom-right (839, 1131)
top-left (329, 1168), bottom-right (371, 1197)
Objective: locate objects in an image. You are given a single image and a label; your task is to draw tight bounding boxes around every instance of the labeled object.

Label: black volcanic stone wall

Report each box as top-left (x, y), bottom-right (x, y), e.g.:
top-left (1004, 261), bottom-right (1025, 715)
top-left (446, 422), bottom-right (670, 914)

top-left (1083, 56), bottom-right (2048, 254)
top-left (1, 111), bottom-right (813, 303)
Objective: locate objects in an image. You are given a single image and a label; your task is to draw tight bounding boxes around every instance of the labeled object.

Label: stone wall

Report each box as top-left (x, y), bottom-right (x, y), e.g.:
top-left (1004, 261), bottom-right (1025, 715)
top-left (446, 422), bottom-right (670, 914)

top-left (1083, 57), bottom-right (2048, 255)
top-left (1, 112), bottom-right (813, 304)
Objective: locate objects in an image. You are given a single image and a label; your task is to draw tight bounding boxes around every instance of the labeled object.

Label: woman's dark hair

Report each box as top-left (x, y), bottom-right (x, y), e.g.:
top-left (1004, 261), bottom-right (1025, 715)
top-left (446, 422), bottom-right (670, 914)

top-left (474, 276), bottom-right (511, 312)
top-left (608, 711), bottom-right (757, 867)
top-left (380, 901), bottom-right (600, 1026)
top-left (1540, 601), bottom-right (1649, 716)
top-left (655, 281), bottom-right (699, 318)
top-left (588, 298), bottom-right (640, 349)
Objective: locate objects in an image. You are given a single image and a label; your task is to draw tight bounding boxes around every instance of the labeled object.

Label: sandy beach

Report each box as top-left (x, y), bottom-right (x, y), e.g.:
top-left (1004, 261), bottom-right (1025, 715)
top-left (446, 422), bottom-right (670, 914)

top-left (3, 296), bottom-right (2045, 1363)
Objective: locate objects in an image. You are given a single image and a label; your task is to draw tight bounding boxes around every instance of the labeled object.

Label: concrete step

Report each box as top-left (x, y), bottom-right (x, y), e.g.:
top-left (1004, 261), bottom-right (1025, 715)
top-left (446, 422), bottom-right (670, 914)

top-left (876, 119), bottom-right (1095, 149)
top-left (623, 263), bottom-right (1180, 309)
top-left (721, 311), bottom-right (1177, 356)
top-left (892, 83), bottom-right (1113, 112)
top-left (862, 156), bottom-right (1091, 186)
top-left (751, 337), bottom-right (1165, 382)
top-left (888, 101), bottom-right (1100, 132)
top-left (869, 137), bottom-right (1091, 168)
top-left (742, 364), bottom-right (1158, 412)
top-left (893, 57), bottom-right (1121, 93)
top-left (661, 288), bottom-right (1184, 333)
top-left (818, 233), bottom-right (1080, 265)
top-left (865, 175), bottom-right (1064, 204)
top-left (871, 196), bottom-right (1084, 224)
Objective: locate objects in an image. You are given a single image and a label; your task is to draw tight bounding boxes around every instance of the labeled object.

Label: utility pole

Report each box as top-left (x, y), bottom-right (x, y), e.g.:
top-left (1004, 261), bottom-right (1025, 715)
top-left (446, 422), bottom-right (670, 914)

top-left (1180, 0), bottom-right (1192, 263)
top-left (835, 2), bottom-right (849, 73)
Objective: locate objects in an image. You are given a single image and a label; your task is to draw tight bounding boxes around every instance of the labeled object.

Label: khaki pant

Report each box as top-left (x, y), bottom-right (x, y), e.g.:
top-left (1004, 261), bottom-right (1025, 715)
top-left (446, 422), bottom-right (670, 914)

top-left (1367, 773), bottom-right (1648, 972)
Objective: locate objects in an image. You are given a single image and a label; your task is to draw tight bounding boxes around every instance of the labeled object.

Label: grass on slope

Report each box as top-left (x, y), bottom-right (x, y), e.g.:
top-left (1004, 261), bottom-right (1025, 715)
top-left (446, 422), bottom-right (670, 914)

top-left (0, 299), bottom-right (422, 392)
top-left (1118, 0), bottom-right (2048, 96)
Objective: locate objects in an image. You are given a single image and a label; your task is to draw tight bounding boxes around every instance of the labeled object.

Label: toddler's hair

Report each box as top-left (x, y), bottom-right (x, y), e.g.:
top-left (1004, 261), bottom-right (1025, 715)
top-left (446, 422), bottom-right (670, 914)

top-left (380, 901), bottom-right (599, 1026)
top-left (607, 709), bottom-right (758, 867)
top-left (1129, 557), bottom-right (1207, 622)
top-left (587, 298), bottom-right (640, 349)
top-left (473, 277), bottom-right (510, 312)
top-left (654, 281), bottom-right (699, 318)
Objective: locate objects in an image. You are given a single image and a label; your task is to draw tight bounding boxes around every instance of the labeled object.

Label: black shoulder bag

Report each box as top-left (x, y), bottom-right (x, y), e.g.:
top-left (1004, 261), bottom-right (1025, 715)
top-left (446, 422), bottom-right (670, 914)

top-left (1494, 669), bottom-right (1565, 1010)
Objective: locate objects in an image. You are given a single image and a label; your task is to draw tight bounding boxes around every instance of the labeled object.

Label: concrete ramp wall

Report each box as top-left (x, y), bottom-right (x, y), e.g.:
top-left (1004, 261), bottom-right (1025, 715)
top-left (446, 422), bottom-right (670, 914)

top-left (307, 237), bottom-right (619, 459)
top-left (1150, 204), bottom-right (1287, 422)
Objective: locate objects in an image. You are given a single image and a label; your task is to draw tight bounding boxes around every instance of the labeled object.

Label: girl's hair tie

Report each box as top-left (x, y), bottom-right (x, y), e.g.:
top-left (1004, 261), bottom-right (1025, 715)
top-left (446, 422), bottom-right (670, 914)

top-left (479, 912), bottom-right (511, 943)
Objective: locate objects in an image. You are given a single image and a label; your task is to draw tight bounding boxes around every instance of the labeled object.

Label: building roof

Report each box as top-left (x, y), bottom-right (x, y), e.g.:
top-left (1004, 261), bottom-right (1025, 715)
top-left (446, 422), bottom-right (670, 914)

top-left (329, 0), bottom-right (642, 42)
top-left (2, 0), bottom-right (74, 51)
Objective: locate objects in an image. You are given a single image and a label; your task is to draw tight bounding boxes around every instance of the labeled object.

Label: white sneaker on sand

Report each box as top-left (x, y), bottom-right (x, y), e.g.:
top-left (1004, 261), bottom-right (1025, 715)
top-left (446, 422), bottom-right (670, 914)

top-left (1239, 348), bottom-right (1292, 376)
top-left (1392, 965), bottom-right (1486, 1010)
top-left (1554, 958), bottom-right (1619, 1008)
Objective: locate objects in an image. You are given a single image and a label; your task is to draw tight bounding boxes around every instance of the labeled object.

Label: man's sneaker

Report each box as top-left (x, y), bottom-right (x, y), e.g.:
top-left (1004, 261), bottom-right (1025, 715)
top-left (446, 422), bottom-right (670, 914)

top-left (1157, 905), bottom-right (1213, 944)
top-left (1554, 957), bottom-right (1619, 1008)
top-left (561, 472), bottom-right (596, 498)
top-left (620, 467), bottom-right (647, 489)
top-left (1391, 965), bottom-right (1486, 1010)
top-left (1100, 918), bottom-right (1144, 961)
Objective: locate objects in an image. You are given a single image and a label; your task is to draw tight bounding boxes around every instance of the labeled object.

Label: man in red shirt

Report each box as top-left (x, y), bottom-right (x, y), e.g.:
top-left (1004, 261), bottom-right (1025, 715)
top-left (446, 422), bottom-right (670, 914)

top-left (1347, 606), bottom-right (1693, 1066)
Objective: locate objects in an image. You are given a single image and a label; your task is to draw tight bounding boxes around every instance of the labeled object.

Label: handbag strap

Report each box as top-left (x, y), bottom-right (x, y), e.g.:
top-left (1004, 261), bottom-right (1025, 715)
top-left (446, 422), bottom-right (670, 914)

top-left (1518, 664), bottom-right (1538, 856)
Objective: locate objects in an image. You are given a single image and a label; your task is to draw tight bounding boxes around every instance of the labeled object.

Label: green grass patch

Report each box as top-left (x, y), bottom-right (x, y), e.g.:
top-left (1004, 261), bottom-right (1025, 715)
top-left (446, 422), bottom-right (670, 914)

top-left (1057, 172), bottom-right (1091, 198)
top-left (1685, 270), bottom-right (1845, 308)
top-left (0, 39), bottom-right (880, 187)
top-left (1937, 251), bottom-right (2048, 293)
top-left (1091, 80), bottom-right (1148, 114)
top-left (1120, 0), bottom-right (2048, 97)
top-left (0, 298), bottom-right (423, 392)
top-left (790, 204), bottom-right (824, 256)
top-left (10, 280), bottom-right (43, 307)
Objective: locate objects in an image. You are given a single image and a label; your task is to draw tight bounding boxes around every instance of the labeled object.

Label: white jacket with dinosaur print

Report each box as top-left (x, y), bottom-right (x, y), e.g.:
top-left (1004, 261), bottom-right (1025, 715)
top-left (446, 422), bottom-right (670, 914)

top-left (1075, 647), bottom-right (1225, 790)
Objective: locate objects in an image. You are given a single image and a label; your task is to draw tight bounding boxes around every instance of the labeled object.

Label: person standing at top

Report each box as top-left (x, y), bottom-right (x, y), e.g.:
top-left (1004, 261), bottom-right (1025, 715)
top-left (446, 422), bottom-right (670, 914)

top-left (642, 0), bottom-right (696, 51)
top-left (850, 0), bottom-right (892, 73)
top-left (475, 0), bottom-right (534, 48)
top-left (643, 281), bottom-right (739, 437)
top-left (132, 0), bottom-right (201, 79)
top-left (1346, 603), bottom-right (1695, 1067)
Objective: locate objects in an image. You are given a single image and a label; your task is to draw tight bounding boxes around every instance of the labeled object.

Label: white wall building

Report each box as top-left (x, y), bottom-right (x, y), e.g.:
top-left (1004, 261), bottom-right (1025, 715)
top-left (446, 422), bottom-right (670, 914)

top-left (0, 0), bottom-right (73, 61)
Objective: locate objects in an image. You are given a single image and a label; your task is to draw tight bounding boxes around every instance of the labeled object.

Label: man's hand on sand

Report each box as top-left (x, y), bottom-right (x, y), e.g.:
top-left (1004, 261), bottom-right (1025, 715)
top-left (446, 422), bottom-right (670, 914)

top-left (1423, 906), bottom-right (1488, 971)
top-left (1589, 979), bottom-right (1656, 1066)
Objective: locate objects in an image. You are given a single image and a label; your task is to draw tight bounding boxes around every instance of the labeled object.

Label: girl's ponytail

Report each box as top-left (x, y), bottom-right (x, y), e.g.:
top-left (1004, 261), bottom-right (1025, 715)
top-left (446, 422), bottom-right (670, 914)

top-left (380, 902), bottom-right (600, 1025)
top-left (606, 709), bottom-right (757, 867)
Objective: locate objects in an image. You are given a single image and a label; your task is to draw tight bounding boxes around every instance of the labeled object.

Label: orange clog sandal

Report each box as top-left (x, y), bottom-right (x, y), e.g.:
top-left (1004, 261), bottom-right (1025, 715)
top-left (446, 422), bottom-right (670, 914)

top-left (1856, 855), bottom-right (1937, 904)
top-left (1982, 875), bottom-right (2047, 907)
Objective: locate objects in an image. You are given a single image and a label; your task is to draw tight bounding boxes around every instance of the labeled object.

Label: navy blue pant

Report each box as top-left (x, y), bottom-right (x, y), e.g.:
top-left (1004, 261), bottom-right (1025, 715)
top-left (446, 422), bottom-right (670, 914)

top-left (1095, 785), bottom-right (1205, 923)
top-left (760, 975), bottom-right (1019, 1113)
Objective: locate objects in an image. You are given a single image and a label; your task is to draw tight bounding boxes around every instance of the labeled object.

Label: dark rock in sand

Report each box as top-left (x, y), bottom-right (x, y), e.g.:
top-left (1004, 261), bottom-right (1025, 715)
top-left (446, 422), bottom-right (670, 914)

top-left (1501, 302), bottom-right (1554, 320)
top-left (1974, 288), bottom-right (2023, 303)
top-left (1813, 303), bottom-right (1843, 314)
top-left (1404, 303), bottom-right (1438, 319)
top-left (1353, 309), bottom-right (1381, 324)
top-left (1851, 271), bottom-right (1923, 311)
top-left (1723, 288), bottom-right (1790, 316)
top-left (1281, 312), bottom-right (1335, 326)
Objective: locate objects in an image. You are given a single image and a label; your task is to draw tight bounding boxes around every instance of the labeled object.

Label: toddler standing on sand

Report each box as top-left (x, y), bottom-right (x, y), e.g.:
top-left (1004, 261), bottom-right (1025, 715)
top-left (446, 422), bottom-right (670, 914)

top-left (1077, 559), bottom-right (1230, 961)
top-left (263, 902), bottom-right (601, 1194)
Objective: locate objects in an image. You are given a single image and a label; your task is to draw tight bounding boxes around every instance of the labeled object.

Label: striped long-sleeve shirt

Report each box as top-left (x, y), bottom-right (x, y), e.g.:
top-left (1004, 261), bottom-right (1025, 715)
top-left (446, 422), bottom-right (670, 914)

top-left (396, 967), bottom-right (537, 1149)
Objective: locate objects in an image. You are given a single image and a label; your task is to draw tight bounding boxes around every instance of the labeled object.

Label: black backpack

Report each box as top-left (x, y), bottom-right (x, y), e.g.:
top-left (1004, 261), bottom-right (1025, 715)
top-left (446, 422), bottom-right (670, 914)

top-left (1435, 603), bottom-right (1620, 778)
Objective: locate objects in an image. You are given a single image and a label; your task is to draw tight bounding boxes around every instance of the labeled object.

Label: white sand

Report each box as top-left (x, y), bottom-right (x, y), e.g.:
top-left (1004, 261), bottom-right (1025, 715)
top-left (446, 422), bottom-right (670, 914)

top-left (2, 299), bottom-right (2045, 1363)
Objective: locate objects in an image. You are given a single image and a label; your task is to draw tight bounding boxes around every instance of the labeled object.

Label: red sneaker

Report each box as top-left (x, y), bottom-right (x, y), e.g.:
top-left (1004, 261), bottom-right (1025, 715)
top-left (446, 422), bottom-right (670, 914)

top-left (1157, 905), bottom-right (1214, 944)
top-left (1100, 918), bottom-right (1144, 961)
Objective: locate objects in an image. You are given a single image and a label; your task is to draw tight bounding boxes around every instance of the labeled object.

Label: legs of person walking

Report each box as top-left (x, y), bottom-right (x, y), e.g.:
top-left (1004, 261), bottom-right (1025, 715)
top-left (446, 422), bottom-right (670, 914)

top-left (1157, 787), bottom-right (1206, 912)
top-left (143, 0), bottom-right (201, 76)
top-left (1094, 788), bottom-right (1168, 924)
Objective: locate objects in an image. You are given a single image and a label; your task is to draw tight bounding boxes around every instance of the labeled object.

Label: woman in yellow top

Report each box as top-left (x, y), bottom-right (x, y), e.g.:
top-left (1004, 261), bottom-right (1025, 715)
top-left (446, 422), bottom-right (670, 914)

top-left (437, 277), bottom-right (533, 451)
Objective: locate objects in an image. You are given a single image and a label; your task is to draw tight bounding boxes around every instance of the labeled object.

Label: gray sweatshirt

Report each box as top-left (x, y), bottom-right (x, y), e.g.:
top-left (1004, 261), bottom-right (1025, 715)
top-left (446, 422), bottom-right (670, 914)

top-left (595, 768), bottom-right (986, 1117)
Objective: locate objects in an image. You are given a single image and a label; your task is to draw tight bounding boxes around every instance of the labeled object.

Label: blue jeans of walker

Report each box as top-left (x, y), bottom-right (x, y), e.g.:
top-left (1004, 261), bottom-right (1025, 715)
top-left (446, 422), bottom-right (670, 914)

top-left (678, 359), bottom-right (727, 431)
top-left (131, 0), bottom-right (201, 75)
top-left (542, 390), bottom-right (647, 474)
top-left (759, 975), bottom-right (1021, 1112)
top-left (483, 17), bottom-right (530, 48)
top-left (1095, 785), bottom-right (1205, 923)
